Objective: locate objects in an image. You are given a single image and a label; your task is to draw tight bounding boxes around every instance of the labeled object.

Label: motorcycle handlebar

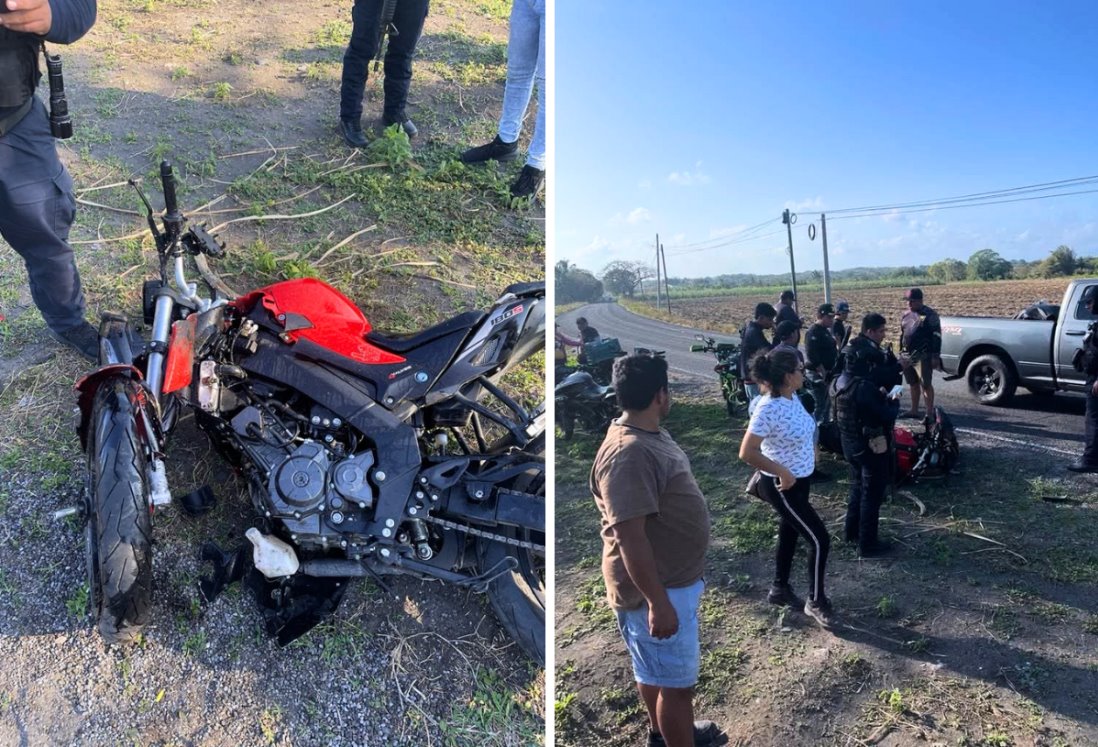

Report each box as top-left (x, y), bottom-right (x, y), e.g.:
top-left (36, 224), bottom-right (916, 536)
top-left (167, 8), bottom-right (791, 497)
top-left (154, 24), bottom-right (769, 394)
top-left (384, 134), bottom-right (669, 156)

top-left (160, 161), bottom-right (181, 220)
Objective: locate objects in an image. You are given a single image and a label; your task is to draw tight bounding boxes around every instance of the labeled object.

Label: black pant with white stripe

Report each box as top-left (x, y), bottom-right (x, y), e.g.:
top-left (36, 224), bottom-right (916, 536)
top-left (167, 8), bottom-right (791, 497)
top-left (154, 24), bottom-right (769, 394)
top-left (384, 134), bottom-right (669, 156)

top-left (759, 476), bottom-right (830, 602)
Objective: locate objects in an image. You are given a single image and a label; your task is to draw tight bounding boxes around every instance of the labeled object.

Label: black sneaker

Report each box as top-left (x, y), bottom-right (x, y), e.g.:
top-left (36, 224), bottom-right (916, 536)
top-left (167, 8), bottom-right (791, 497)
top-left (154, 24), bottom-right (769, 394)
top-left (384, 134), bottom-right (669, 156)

top-left (382, 116), bottom-right (418, 139)
top-left (767, 582), bottom-right (803, 607)
top-left (49, 320), bottom-right (98, 362)
top-left (339, 118), bottom-right (367, 148)
top-left (648, 720), bottom-right (723, 746)
top-left (510, 164), bottom-right (545, 199)
top-left (461, 134), bottom-right (519, 164)
top-left (804, 597), bottom-right (836, 628)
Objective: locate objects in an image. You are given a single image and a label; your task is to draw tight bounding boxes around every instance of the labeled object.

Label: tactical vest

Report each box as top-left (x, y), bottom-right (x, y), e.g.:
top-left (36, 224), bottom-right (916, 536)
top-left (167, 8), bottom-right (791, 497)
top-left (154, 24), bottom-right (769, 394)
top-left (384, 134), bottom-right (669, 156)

top-left (0, 28), bottom-right (40, 133)
top-left (832, 375), bottom-right (864, 448)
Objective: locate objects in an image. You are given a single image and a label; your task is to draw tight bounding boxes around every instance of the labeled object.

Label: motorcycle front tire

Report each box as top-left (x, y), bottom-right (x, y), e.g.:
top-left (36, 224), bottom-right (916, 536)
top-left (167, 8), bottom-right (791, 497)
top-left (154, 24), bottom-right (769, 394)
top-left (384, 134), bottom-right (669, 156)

top-left (479, 433), bottom-right (545, 664)
top-left (85, 377), bottom-right (154, 643)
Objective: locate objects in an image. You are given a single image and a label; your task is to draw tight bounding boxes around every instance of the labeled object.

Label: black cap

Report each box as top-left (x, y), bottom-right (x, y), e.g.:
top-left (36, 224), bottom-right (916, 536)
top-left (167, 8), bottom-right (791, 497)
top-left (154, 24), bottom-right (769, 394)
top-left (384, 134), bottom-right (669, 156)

top-left (904, 287), bottom-right (924, 301)
top-left (836, 299), bottom-right (850, 312)
top-left (775, 320), bottom-right (801, 340)
top-left (817, 303), bottom-right (835, 316)
top-left (780, 289), bottom-right (795, 301)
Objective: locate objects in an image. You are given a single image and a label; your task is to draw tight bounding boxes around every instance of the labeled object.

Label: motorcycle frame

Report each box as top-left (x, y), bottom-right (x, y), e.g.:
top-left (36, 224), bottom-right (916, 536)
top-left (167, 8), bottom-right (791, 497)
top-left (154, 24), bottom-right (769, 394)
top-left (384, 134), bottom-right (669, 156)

top-left (76, 161), bottom-right (547, 588)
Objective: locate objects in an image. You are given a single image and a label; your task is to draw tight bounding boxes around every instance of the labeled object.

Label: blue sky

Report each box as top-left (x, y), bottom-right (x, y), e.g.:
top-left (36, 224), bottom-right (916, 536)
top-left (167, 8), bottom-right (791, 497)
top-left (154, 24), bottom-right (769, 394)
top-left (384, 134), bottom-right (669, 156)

top-left (556, 1), bottom-right (1098, 278)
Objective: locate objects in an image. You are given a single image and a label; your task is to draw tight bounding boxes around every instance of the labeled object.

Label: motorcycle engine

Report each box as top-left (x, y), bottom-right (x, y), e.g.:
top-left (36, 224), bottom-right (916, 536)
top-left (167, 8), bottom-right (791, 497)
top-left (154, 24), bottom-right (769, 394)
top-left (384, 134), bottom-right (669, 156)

top-left (231, 404), bottom-right (379, 552)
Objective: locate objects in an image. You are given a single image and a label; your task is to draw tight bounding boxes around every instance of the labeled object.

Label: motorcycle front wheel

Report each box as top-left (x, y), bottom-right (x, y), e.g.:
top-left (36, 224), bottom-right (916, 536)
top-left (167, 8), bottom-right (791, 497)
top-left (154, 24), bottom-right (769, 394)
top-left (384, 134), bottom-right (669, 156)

top-left (479, 433), bottom-right (545, 664)
top-left (85, 377), bottom-right (154, 643)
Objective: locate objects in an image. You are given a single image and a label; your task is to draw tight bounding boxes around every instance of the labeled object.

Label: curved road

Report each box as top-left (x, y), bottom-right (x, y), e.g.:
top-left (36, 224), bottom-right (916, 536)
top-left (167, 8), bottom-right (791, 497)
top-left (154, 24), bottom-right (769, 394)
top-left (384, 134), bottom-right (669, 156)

top-left (560, 303), bottom-right (1088, 462)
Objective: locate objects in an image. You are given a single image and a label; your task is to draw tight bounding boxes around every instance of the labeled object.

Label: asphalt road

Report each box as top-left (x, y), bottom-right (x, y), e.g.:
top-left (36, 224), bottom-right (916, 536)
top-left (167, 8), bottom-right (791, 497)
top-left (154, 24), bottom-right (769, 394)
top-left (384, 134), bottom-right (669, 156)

top-left (559, 303), bottom-right (1089, 463)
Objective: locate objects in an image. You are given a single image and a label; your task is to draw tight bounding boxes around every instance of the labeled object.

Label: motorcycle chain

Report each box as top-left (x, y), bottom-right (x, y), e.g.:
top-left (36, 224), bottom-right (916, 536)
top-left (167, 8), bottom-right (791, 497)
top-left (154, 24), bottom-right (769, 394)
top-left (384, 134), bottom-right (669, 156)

top-left (419, 513), bottom-right (545, 553)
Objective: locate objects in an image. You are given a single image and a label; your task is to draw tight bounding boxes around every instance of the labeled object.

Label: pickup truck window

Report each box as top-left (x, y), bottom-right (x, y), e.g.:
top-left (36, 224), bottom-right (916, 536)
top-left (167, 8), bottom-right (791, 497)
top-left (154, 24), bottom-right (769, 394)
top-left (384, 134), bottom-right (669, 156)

top-left (1074, 286), bottom-right (1098, 320)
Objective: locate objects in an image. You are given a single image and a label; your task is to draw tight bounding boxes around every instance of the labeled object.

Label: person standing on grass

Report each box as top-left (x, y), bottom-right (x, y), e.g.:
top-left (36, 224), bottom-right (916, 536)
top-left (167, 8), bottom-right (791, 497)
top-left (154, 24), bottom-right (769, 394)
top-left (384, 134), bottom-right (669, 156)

top-left (899, 287), bottom-right (942, 420)
top-left (590, 354), bottom-right (723, 747)
top-left (338, 0), bottom-right (429, 148)
top-left (833, 313), bottom-right (901, 556)
top-left (459, 0), bottom-right (545, 200)
top-left (741, 302), bottom-right (776, 401)
top-left (739, 347), bottom-right (835, 628)
top-left (0, 0), bottom-right (99, 362)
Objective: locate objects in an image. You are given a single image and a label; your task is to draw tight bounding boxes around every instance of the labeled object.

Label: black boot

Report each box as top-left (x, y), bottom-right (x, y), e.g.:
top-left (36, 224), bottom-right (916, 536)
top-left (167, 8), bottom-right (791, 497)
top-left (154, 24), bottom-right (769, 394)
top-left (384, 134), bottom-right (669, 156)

top-left (49, 320), bottom-right (98, 362)
top-left (339, 118), bottom-right (367, 148)
top-left (510, 164), bottom-right (545, 199)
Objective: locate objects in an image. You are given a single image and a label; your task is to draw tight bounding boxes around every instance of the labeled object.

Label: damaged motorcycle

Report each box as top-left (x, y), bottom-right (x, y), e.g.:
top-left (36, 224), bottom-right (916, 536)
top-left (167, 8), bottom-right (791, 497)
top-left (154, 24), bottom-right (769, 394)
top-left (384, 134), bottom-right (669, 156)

top-left (72, 163), bottom-right (546, 662)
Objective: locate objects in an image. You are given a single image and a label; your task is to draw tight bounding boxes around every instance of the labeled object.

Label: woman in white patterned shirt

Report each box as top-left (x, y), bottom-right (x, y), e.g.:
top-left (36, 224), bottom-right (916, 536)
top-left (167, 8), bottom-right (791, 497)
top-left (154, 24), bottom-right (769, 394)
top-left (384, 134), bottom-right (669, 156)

top-left (739, 347), bottom-right (834, 628)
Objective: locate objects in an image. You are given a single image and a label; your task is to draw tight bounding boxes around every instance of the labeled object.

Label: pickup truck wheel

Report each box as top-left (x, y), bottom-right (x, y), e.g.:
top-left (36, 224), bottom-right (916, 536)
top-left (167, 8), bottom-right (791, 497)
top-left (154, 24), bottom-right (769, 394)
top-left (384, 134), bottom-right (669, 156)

top-left (966, 354), bottom-right (1017, 406)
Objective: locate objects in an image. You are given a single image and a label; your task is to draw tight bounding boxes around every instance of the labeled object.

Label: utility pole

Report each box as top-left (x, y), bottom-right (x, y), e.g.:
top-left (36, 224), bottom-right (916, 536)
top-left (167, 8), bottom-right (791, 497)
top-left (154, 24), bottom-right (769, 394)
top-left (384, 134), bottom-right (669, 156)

top-left (660, 243), bottom-right (671, 314)
top-left (782, 209), bottom-right (799, 314)
top-left (821, 213), bottom-right (832, 304)
top-left (655, 233), bottom-right (661, 309)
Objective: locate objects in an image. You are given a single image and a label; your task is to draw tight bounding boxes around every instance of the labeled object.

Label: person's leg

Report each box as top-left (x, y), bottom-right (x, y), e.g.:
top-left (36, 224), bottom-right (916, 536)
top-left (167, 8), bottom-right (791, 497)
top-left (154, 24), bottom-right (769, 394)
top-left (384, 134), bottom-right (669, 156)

top-left (637, 683), bottom-right (660, 731)
top-left (0, 101), bottom-right (87, 335)
top-left (382, 0), bottom-right (430, 125)
top-left (922, 361), bottom-right (935, 414)
top-left (843, 454), bottom-right (863, 542)
top-left (340, 0), bottom-right (382, 123)
top-left (776, 479), bottom-right (830, 602)
top-left (905, 364), bottom-right (922, 416)
top-left (525, 0), bottom-right (546, 169)
top-left (761, 477), bottom-right (798, 586)
top-left (859, 452), bottom-right (890, 549)
top-left (498, 0), bottom-right (539, 144)
top-left (655, 687), bottom-right (695, 747)
top-left (1084, 385), bottom-right (1098, 465)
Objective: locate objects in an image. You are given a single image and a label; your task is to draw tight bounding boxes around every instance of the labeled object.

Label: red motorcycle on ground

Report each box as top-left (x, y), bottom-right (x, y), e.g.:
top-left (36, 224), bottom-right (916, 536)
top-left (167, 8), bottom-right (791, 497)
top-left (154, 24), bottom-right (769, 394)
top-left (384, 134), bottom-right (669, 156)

top-left (72, 163), bottom-right (546, 662)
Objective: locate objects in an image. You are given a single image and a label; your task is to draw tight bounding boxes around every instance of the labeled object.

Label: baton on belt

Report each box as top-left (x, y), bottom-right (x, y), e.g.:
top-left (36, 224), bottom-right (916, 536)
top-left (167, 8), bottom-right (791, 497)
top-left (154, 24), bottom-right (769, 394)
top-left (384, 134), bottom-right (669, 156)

top-left (374, 0), bottom-right (399, 72)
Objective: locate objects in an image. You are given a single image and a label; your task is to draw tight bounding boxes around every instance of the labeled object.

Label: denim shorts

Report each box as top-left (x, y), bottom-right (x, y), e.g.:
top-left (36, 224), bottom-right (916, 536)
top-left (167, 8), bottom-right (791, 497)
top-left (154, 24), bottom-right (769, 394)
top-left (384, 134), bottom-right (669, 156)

top-left (615, 579), bottom-right (704, 689)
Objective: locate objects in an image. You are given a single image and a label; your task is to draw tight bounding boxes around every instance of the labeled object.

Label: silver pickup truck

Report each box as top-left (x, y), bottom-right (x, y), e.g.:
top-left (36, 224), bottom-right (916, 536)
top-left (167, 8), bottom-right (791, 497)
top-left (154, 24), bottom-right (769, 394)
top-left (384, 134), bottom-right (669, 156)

top-left (939, 278), bottom-right (1098, 405)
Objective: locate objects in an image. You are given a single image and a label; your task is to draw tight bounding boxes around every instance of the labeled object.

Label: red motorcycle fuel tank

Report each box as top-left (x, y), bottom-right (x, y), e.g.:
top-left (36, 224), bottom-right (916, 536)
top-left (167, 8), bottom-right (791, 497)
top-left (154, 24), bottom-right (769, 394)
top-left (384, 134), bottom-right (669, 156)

top-left (233, 278), bottom-right (405, 365)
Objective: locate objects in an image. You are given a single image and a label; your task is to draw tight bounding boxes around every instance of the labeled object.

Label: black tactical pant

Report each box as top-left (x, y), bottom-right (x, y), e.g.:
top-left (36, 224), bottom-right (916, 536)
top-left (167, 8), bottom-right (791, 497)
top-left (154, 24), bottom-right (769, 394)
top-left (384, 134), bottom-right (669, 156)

top-left (842, 442), bottom-right (890, 549)
top-left (340, 0), bottom-right (430, 124)
top-left (0, 98), bottom-right (86, 334)
top-left (1084, 377), bottom-right (1098, 466)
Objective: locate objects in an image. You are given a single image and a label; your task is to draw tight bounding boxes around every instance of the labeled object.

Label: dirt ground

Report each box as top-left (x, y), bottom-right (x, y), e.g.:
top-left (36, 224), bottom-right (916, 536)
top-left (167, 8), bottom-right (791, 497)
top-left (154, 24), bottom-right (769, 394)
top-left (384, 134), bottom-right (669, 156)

top-left (0, 1), bottom-right (544, 745)
top-left (631, 279), bottom-right (1073, 338)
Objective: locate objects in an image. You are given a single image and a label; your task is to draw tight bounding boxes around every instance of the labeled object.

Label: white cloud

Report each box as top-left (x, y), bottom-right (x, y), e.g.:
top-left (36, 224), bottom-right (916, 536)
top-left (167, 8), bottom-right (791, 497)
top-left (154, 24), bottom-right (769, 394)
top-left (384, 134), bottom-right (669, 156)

top-left (786, 196), bottom-right (824, 212)
top-left (668, 161), bottom-right (711, 186)
top-left (626, 207), bottom-right (651, 225)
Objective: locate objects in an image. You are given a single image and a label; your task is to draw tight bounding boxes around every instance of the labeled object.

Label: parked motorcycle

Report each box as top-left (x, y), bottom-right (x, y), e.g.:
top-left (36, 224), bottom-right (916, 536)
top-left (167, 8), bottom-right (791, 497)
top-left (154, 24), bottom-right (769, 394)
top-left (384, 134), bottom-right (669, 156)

top-left (690, 334), bottom-right (748, 415)
top-left (555, 370), bottom-right (618, 440)
top-left (71, 163), bottom-right (546, 662)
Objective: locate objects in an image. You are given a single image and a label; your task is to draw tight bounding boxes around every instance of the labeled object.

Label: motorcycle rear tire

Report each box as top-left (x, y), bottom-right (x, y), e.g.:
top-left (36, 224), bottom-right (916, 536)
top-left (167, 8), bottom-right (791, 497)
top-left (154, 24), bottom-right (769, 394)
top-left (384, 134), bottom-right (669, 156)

top-left (85, 378), bottom-right (154, 644)
top-left (479, 433), bottom-right (545, 664)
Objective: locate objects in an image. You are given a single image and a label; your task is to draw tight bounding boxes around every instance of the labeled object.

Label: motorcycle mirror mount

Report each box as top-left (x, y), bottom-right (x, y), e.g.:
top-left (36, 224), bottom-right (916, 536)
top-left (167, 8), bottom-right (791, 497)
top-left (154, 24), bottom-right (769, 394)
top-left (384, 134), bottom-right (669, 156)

top-left (129, 177), bottom-right (164, 247)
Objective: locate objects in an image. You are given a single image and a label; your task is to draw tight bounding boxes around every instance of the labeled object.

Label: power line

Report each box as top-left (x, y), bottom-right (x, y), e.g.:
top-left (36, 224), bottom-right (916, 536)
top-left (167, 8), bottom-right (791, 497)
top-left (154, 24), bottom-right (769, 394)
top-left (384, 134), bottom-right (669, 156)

top-left (829, 186), bottom-right (1098, 221)
top-left (664, 217), bottom-right (780, 251)
top-left (827, 174), bottom-right (1098, 215)
top-left (667, 228), bottom-right (785, 256)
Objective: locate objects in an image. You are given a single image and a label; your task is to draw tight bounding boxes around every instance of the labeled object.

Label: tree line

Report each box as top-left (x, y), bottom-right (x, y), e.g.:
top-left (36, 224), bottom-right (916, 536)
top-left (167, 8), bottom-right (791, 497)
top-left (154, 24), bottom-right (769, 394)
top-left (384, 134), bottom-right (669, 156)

top-left (557, 246), bottom-right (1096, 302)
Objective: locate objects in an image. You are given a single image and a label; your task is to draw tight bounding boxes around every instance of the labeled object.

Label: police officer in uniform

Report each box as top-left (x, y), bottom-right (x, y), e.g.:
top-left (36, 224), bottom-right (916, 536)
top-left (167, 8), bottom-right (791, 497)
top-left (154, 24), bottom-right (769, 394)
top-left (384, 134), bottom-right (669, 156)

top-left (832, 313), bottom-right (901, 557)
top-left (1069, 285), bottom-right (1098, 473)
top-left (1, 0), bottom-right (97, 361)
top-left (339, 0), bottom-right (430, 147)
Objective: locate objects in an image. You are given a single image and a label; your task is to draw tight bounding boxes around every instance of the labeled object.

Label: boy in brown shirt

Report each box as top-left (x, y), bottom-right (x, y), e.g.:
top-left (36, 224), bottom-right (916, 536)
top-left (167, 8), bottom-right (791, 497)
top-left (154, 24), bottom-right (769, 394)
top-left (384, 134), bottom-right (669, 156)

top-left (590, 354), bottom-right (721, 747)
